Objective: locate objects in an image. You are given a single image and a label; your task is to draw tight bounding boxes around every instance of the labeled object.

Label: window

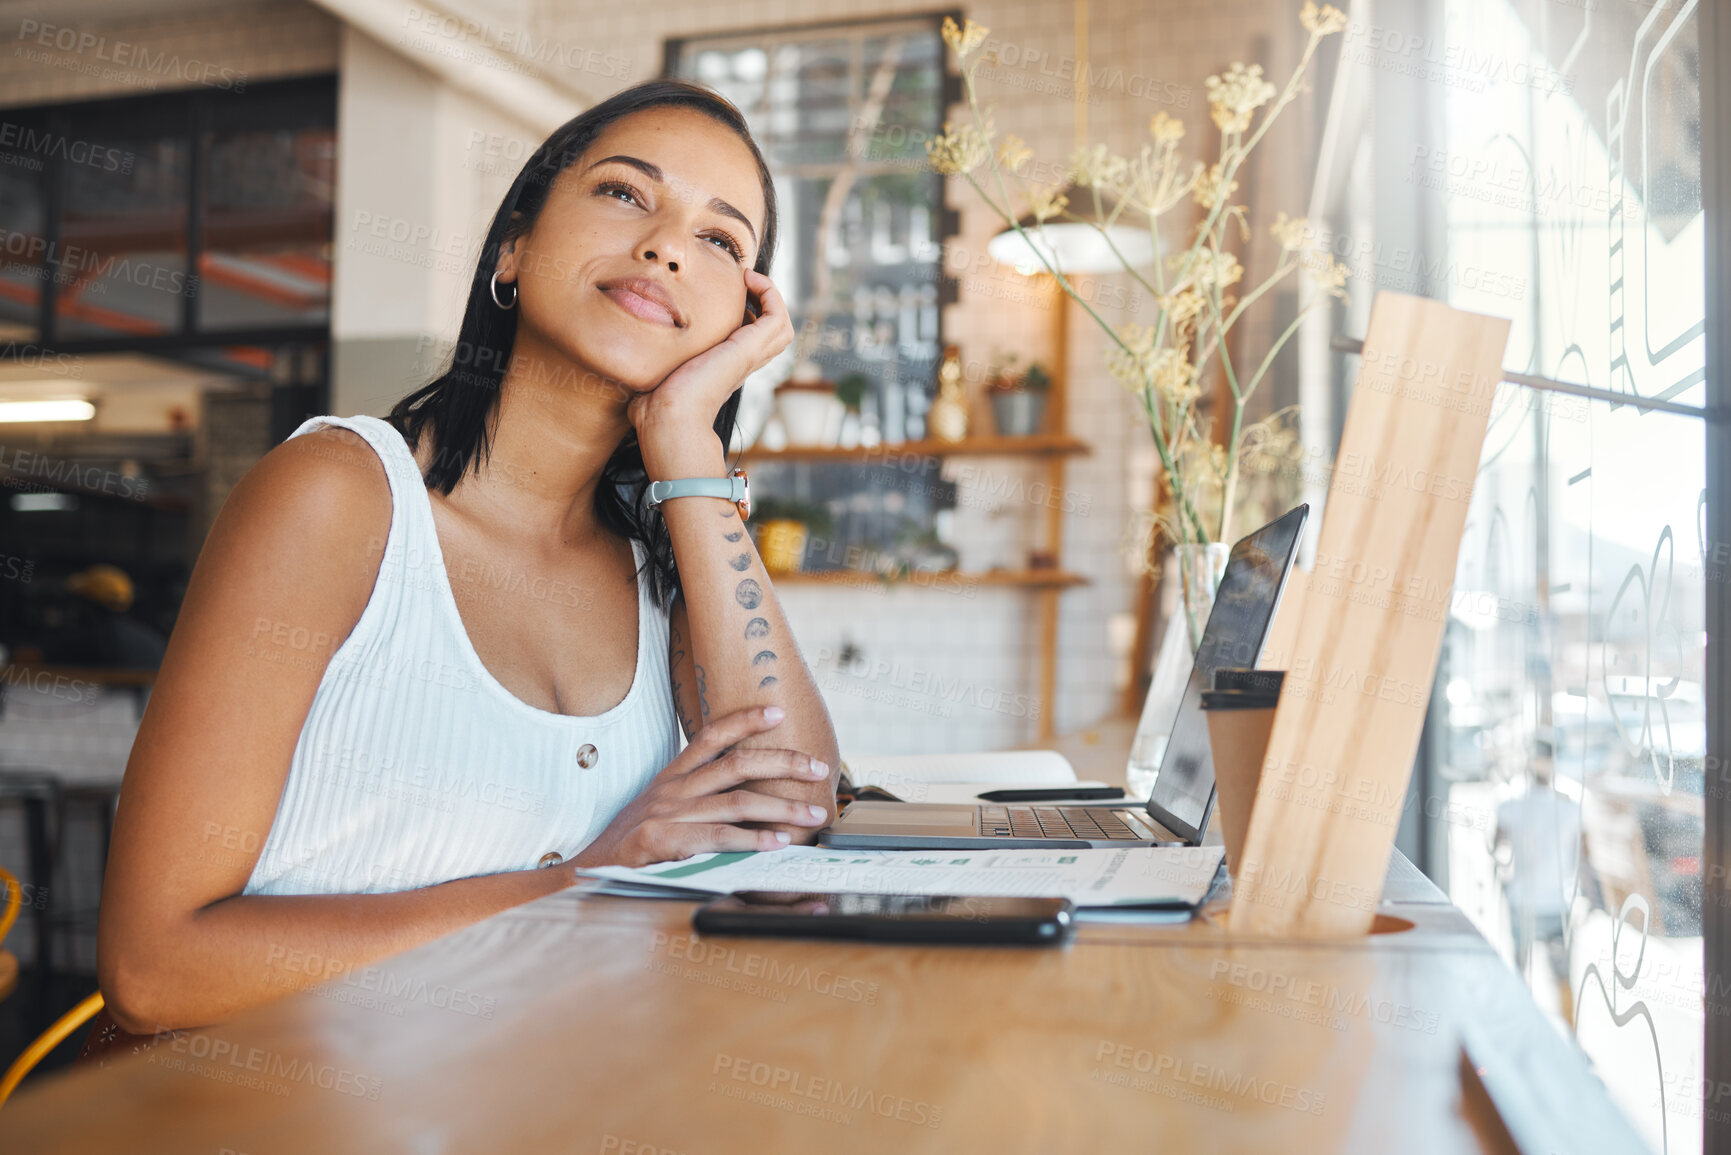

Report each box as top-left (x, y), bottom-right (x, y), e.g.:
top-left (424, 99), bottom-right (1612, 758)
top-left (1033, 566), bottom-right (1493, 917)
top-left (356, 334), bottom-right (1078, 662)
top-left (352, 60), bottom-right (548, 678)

top-left (668, 17), bottom-right (950, 443)
top-left (667, 18), bottom-right (961, 576)
top-left (1310, 4), bottom-right (1707, 1149)
top-left (0, 77), bottom-right (335, 351)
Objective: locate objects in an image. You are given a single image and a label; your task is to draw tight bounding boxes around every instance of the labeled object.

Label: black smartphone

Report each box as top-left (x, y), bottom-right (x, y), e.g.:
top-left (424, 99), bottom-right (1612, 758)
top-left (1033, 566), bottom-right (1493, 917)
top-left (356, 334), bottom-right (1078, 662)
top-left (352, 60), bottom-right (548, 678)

top-left (692, 891), bottom-right (1074, 945)
top-left (976, 787), bottom-right (1126, 803)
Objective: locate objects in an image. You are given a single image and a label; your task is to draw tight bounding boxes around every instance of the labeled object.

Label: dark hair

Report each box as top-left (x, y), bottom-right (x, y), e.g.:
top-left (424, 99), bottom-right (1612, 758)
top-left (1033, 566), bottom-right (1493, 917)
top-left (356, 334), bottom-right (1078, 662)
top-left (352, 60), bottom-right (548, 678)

top-left (387, 78), bottom-right (778, 606)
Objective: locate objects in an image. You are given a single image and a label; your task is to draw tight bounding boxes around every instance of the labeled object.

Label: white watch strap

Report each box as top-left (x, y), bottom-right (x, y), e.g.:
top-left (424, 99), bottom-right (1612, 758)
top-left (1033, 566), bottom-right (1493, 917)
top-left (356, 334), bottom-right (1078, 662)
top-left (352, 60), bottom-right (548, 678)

top-left (646, 476), bottom-right (744, 506)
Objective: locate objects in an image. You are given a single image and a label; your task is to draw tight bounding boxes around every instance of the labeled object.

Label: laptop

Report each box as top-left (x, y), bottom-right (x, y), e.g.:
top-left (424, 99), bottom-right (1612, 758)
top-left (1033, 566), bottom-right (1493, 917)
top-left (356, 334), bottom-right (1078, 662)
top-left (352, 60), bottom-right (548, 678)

top-left (818, 503), bottom-right (1308, 849)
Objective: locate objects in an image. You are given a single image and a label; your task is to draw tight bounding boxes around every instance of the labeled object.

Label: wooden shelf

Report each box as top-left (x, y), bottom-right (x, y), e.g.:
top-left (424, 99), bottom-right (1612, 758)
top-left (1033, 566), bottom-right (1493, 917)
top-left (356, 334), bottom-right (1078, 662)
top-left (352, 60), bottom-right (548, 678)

top-left (742, 433), bottom-right (1089, 463)
top-left (771, 568), bottom-right (1087, 590)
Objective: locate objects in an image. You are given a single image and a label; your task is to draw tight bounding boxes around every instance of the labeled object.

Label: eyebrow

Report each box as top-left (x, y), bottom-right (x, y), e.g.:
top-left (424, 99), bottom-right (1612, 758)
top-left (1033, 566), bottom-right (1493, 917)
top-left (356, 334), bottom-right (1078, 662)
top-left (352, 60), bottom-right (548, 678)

top-left (582, 154), bottom-right (758, 249)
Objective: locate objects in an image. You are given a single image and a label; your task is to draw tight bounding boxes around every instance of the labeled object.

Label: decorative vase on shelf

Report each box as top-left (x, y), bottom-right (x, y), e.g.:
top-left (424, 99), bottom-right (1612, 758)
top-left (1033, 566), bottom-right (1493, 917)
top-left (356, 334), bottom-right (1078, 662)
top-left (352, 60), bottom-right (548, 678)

top-left (928, 344), bottom-right (969, 442)
top-left (1125, 542), bottom-right (1231, 801)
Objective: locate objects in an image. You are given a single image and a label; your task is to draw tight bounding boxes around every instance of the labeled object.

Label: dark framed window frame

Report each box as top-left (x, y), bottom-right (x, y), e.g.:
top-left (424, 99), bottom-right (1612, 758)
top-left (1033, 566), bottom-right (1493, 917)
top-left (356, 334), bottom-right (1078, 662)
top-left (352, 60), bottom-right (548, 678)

top-left (663, 10), bottom-right (964, 439)
top-left (1699, 2), bottom-right (1731, 1148)
top-left (0, 73), bottom-right (336, 359)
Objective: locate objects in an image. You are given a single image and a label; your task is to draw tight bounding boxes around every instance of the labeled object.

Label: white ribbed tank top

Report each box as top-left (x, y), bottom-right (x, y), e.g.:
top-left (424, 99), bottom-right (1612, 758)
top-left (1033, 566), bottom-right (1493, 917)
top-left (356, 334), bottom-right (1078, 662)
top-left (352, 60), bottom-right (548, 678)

top-left (242, 414), bottom-right (682, 896)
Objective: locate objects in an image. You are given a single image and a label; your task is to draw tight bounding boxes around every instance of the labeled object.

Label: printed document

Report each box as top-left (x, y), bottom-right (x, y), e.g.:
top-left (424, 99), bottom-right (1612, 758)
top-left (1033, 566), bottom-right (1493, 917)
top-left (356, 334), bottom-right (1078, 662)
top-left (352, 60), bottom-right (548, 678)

top-left (579, 845), bottom-right (1224, 909)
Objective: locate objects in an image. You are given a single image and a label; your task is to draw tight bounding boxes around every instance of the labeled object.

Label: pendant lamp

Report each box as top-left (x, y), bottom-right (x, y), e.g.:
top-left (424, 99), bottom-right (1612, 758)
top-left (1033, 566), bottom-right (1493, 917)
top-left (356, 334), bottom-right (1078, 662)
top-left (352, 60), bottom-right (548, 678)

top-left (987, 0), bottom-right (1156, 275)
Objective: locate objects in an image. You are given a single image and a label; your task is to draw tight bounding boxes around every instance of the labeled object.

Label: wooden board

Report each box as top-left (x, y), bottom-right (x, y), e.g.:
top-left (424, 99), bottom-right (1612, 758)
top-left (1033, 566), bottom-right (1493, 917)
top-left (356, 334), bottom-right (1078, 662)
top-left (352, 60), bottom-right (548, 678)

top-left (1229, 292), bottom-right (1511, 936)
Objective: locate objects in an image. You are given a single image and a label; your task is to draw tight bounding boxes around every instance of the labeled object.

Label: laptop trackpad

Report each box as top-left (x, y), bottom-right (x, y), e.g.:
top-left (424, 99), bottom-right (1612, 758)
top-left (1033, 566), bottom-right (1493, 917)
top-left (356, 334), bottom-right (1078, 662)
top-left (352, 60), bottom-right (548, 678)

top-left (841, 804), bottom-right (977, 829)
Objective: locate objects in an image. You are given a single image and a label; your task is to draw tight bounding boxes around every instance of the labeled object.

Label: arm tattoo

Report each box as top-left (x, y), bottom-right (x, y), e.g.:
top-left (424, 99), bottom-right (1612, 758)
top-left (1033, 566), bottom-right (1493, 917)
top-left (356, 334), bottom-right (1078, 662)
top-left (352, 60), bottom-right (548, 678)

top-left (745, 617), bottom-right (770, 639)
top-left (758, 676), bottom-right (779, 689)
top-left (751, 650), bottom-right (777, 665)
top-left (728, 553), bottom-right (751, 572)
top-left (724, 531), bottom-right (744, 542)
top-left (694, 662), bottom-right (710, 721)
top-left (669, 619), bottom-right (697, 738)
top-left (734, 579), bottom-right (763, 609)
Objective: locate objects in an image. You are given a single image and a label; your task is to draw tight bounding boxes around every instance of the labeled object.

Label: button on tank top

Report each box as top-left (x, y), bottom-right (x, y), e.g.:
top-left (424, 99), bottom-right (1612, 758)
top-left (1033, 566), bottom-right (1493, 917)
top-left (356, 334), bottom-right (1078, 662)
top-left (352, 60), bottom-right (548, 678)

top-left (242, 414), bottom-right (682, 896)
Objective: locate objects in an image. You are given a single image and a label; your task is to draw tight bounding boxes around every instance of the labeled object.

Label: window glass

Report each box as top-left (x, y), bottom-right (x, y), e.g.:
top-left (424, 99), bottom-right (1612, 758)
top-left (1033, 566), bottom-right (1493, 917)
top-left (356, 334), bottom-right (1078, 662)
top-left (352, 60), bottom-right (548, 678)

top-left (670, 19), bottom-right (947, 445)
top-left (56, 133), bottom-right (190, 340)
top-left (0, 116), bottom-right (49, 341)
top-left (198, 126), bottom-right (335, 331)
top-left (1321, 2), bottom-right (1707, 1149)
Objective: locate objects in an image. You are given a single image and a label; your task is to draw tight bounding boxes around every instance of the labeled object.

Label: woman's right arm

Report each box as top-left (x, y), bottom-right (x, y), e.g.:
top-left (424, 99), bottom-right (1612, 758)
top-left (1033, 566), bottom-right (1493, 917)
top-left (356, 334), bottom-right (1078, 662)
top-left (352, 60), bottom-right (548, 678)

top-left (98, 428), bottom-right (826, 1034)
top-left (96, 428), bottom-right (580, 1034)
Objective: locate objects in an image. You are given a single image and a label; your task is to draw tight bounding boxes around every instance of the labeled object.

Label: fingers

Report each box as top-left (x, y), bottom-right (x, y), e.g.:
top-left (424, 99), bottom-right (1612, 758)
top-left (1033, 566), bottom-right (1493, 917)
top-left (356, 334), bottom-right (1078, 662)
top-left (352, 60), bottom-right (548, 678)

top-left (666, 705), bottom-right (785, 774)
top-left (620, 787), bottom-right (826, 866)
top-left (744, 269), bottom-right (785, 316)
top-left (685, 747), bottom-right (829, 796)
top-left (676, 788), bottom-right (831, 829)
top-left (642, 822), bottom-right (798, 862)
top-left (741, 270), bottom-right (793, 361)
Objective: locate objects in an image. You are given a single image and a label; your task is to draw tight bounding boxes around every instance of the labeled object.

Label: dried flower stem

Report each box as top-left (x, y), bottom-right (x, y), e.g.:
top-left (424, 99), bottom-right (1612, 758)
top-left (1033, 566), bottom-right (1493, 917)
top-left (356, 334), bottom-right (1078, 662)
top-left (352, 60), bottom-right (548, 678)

top-left (932, 8), bottom-right (1348, 548)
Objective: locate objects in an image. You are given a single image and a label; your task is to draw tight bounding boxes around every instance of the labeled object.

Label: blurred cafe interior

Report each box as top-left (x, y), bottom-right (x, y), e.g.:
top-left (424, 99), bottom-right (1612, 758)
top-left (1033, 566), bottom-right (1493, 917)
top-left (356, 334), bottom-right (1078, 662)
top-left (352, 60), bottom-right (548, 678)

top-left (0, 0), bottom-right (1723, 1151)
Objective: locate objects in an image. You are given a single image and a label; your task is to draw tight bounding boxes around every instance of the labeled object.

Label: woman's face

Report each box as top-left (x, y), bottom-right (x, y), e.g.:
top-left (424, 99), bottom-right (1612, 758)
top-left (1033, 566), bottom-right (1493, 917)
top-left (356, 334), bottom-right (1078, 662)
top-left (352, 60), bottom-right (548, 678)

top-left (501, 106), bottom-right (767, 398)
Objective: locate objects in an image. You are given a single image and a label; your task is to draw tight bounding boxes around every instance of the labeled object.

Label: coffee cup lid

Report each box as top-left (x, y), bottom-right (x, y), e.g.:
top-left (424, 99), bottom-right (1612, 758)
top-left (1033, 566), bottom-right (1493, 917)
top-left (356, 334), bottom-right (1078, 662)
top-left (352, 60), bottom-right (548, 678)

top-left (1200, 668), bottom-right (1284, 709)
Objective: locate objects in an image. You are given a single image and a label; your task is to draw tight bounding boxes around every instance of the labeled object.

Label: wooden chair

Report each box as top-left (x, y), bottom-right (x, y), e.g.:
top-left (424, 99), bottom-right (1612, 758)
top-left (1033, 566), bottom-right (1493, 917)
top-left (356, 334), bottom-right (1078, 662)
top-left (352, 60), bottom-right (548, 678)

top-left (0, 991), bottom-right (104, 1108)
top-left (0, 866), bottom-right (19, 1002)
top-left (0, 865), bottom-right (106, 1108)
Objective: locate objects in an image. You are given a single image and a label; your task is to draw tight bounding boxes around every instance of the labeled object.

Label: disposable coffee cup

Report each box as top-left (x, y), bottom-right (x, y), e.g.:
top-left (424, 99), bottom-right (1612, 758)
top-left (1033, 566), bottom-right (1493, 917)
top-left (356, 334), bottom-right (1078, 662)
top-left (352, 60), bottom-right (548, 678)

top-left (1200, 669), bottom-right (1284, 879)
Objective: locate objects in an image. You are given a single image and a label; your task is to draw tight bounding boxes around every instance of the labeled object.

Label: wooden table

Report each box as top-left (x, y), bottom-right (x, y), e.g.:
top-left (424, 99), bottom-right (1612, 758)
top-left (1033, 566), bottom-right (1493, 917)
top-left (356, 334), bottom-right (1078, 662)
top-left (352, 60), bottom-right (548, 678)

top-left (8, 851), bottom-right (1644, 1154)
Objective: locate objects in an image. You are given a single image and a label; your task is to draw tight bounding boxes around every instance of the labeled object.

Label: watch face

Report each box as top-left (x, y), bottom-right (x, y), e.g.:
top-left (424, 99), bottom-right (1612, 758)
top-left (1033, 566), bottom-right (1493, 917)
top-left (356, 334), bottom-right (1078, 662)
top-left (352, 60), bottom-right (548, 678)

top-left (733, 468), bottom-right (751, 520)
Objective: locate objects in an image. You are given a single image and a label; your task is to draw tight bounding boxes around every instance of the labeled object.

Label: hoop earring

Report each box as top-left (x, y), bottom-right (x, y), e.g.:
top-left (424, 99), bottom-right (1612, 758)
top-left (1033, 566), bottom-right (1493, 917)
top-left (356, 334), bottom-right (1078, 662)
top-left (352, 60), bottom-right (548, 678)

top-left (490, 271), bottom-right (518, 310)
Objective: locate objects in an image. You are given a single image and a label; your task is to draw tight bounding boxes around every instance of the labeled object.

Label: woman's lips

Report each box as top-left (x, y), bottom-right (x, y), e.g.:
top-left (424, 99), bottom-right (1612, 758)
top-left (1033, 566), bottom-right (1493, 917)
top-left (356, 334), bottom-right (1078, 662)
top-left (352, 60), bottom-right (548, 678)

top-left (601, 285), bottom-right (678, 326)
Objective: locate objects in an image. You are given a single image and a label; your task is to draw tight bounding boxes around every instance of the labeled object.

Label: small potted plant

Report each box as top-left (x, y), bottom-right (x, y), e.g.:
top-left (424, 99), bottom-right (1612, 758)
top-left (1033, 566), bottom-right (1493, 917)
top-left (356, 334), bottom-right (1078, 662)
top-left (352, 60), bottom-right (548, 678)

top-left (834, 371), bottom-right (870, 448)
top-left (749, 497), bottom-right (835, 574)
top-left (988, 354), bottom-right (1051, 437)
top-left (772, 360), bottom-right (846, 447)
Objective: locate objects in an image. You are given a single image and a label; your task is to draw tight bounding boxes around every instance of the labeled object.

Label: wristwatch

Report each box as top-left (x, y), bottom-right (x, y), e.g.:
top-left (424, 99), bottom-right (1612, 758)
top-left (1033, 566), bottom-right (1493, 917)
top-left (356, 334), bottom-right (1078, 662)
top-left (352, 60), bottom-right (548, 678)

top-left (646, 467), bottom-right (751, 520)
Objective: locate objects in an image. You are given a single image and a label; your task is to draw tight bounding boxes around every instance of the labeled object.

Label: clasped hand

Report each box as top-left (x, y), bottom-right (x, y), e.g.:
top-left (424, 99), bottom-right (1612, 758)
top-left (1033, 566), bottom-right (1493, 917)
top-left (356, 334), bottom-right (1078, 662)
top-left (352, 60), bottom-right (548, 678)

top-left (570, 705), bottom-right (831, 868)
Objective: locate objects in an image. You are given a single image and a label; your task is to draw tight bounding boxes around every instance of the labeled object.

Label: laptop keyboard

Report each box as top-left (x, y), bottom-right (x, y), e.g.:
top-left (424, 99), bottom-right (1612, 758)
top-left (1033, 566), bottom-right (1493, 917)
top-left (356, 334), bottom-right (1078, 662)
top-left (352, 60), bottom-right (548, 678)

top-left (979, 806), bottom-right (1144, 840)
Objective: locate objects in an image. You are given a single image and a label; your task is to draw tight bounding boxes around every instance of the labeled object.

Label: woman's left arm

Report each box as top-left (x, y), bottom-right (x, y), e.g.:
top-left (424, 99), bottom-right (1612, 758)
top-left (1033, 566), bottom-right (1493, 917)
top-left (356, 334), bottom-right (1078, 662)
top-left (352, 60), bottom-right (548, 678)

top-left (635, 269), bottom-right (841, 837)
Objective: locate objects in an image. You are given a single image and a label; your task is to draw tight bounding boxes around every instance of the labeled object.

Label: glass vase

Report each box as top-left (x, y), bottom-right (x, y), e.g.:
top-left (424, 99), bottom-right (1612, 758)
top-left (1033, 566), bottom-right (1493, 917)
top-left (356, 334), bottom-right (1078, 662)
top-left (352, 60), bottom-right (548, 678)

top-left (1125, 542), bottom-right (1231, 800)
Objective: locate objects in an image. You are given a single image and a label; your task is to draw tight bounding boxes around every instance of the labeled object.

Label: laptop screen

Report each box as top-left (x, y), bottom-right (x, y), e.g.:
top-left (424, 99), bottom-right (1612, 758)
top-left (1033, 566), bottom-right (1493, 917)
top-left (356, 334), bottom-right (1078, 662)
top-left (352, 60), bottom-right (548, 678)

top-left (1143, 504), bottom-right (1308, 841)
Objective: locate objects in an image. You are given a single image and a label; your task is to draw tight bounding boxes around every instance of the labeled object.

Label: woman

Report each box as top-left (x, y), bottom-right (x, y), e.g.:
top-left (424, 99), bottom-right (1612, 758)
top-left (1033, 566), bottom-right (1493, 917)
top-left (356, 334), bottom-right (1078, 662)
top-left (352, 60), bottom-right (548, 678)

top-left (92, 79), bottom-right (841, 1038)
